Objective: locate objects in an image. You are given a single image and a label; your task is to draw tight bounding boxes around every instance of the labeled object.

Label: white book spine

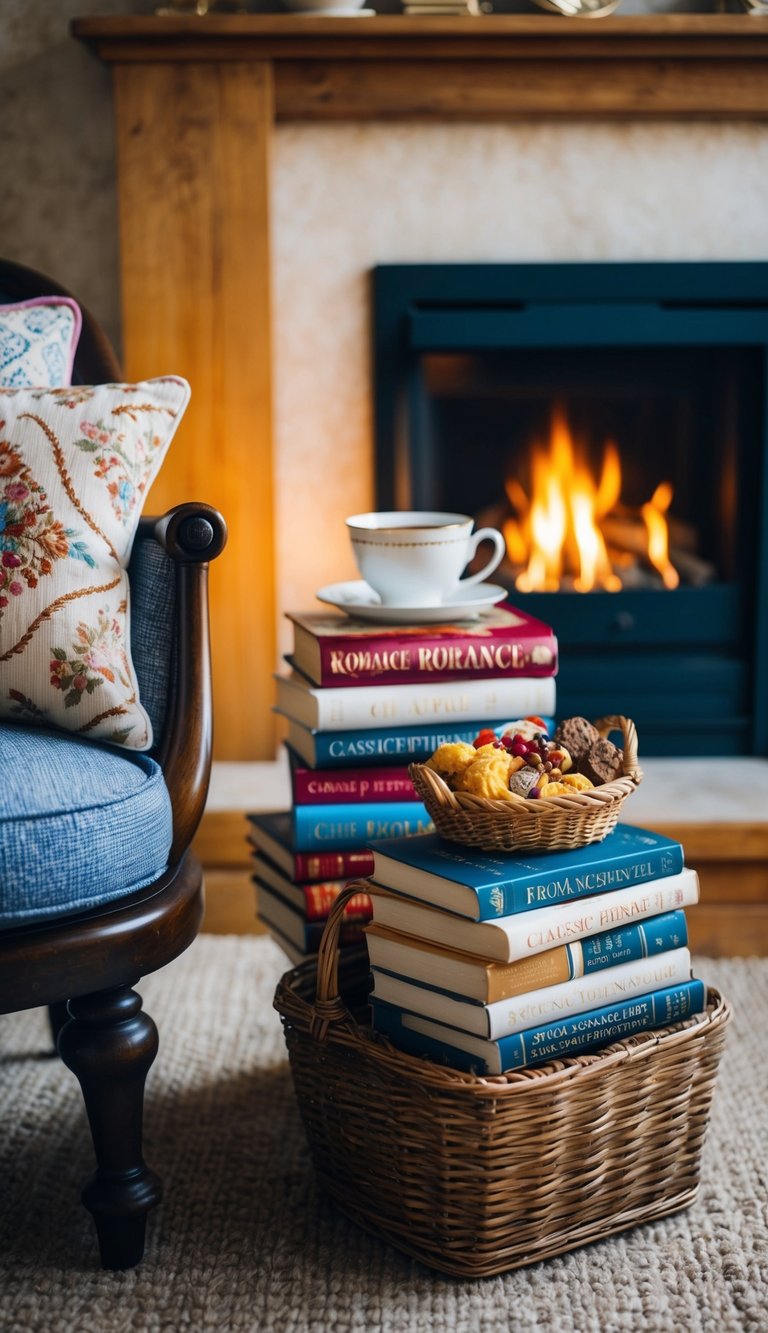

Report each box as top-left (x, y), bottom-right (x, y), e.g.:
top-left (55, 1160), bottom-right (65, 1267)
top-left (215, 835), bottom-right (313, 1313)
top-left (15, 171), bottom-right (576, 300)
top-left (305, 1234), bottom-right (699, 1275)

top-left (277, 672), bottom-right (556, 732)
top-left (373, 948), bottom-right (692, 1039)
top-left (372, 867), bottom-right (700, 962)
top-left (499, 869), bottom-right (698, 961)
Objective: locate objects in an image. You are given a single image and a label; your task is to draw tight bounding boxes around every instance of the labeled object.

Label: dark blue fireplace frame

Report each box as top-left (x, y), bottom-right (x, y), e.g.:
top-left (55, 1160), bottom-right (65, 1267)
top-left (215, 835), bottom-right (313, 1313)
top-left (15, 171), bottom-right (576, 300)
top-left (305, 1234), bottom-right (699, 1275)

top-left (373, 262), bottom-right (768, 756)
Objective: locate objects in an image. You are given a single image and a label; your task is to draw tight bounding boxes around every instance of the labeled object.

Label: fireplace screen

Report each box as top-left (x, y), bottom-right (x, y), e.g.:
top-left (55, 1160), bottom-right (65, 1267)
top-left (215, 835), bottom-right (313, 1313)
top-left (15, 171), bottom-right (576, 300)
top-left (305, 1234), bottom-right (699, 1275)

top-left (373, 263), bottom-right (768, 755)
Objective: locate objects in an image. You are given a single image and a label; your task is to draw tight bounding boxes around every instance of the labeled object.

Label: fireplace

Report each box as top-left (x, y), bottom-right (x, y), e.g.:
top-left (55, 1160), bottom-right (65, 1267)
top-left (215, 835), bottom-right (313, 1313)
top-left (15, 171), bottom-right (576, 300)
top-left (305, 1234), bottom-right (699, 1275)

top-left (373, 262), bottom-right (768, 756)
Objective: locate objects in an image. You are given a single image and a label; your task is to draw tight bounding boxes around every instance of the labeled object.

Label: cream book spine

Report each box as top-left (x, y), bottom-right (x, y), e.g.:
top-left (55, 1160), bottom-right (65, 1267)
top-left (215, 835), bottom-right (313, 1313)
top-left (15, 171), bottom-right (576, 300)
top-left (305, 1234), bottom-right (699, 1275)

top-left (273, 670), bottom-right (556, 732)
top-left (370, 868), bottom-right (700, 963)
top-left (371, 947), bottom-right (693, 1040)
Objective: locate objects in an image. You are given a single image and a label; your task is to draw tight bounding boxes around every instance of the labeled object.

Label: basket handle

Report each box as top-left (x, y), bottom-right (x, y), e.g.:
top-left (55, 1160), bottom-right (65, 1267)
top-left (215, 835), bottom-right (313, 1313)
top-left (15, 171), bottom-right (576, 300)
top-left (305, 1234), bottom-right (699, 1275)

top-left (310, 880), bottom-right (384, 1042)
top-left (592, 715), bottom-right (643, 785)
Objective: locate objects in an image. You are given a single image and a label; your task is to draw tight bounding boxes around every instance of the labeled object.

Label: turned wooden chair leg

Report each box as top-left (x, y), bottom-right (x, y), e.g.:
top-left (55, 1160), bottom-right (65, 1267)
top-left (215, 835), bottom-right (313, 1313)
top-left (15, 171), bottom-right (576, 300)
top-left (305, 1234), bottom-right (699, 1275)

top-left (57, 985), bottom-right (162, 1270)
top-left (48, 1000), bottom-right (70, 1053)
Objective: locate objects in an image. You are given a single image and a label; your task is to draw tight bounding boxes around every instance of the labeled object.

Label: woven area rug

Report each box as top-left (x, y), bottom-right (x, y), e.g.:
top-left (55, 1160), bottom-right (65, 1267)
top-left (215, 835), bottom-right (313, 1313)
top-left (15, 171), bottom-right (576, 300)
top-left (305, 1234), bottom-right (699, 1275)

top-left (0, 938), bottom-right (766, 1333)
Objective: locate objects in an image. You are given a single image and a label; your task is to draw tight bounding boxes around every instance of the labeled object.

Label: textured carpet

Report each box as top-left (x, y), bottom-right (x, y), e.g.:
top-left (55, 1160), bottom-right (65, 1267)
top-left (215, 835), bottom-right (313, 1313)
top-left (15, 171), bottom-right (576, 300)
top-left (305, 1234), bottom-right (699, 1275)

top-left (0, 939), bottom-right (766, 1333)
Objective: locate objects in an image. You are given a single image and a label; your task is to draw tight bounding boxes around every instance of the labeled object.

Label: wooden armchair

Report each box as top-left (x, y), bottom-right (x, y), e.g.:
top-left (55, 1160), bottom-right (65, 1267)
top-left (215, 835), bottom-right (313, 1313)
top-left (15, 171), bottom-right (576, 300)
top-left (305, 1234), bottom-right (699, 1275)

top-left (0, 260), bottom-right (227, 1269)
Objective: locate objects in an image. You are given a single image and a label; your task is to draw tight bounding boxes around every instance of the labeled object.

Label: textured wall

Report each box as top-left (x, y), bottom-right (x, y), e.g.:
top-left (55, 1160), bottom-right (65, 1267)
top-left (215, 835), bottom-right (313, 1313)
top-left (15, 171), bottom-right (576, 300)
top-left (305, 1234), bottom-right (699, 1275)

top-left (0, 0), bottom-right (154, 353)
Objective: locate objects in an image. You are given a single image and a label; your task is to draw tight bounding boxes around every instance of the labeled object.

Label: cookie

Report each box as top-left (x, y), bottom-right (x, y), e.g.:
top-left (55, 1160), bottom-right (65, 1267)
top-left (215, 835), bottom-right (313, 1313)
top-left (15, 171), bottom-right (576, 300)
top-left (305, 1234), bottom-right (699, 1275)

top-left (579, 737), bottom-right (624, 786)
top-left (553, 716), bottom-right (601, 762)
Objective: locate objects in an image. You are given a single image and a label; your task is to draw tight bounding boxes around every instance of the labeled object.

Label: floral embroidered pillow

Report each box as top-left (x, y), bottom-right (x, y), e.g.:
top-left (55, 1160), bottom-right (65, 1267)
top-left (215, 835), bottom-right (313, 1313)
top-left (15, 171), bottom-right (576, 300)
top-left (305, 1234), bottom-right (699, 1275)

top-left (0, 377), bottom-right (190, 749)
top-left (0, 298), bottom-right (82, 388)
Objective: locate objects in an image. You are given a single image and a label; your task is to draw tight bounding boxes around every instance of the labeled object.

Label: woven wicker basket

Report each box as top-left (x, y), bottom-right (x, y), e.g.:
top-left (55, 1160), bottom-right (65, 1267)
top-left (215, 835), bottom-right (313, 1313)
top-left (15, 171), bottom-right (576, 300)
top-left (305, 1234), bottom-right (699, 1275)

top-left (274, 888), bottom-right (732, 1279)
top-left (410, 714), bottom-right (644, 853)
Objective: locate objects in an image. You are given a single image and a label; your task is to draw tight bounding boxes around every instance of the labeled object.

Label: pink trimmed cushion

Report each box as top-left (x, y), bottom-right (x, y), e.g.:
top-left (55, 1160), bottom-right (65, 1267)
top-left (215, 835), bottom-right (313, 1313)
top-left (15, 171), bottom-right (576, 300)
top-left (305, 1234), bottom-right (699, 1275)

top-left (0, 297), bottom-right (82, 388)
top-left (0, 377), bottom-right (190, 750)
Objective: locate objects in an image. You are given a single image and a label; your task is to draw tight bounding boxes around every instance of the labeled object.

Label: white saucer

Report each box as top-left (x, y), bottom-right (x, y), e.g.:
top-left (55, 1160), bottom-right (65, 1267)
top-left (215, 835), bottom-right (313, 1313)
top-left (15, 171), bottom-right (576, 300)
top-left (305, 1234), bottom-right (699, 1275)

top-left (315, 580), bottom-right (508, 624)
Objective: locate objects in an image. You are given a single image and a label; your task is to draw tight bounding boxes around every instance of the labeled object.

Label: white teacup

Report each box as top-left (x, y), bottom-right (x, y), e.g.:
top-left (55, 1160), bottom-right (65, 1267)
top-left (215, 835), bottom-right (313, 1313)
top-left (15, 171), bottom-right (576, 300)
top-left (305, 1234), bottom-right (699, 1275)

top-left (346, 510), bottom-right (506, 608)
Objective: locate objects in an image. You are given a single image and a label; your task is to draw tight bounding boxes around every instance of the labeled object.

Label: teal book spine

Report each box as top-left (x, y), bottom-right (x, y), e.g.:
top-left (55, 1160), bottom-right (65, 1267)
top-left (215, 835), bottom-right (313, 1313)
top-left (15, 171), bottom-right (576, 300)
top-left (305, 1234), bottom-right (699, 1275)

top-left (371, 979), bottom-right (706, 1074)
top-left (470, 837), bottom-right (684, 917)
top-left (371, 825), bottom-right (685, 920)
top-left (305, 718), bottom-right (555, 767)
top-left (291, 801), bottom-right (434, 852)
top-left (576, 910), bottom-right (688, 976)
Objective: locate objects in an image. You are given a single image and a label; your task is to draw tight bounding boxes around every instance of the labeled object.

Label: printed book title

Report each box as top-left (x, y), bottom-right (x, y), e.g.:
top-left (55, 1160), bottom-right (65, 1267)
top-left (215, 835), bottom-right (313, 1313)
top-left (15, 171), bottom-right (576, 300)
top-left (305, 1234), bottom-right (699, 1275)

top-left (522, 860), bottom-right (655, 908)
top-left (328, 641), bottom-right (547, 677)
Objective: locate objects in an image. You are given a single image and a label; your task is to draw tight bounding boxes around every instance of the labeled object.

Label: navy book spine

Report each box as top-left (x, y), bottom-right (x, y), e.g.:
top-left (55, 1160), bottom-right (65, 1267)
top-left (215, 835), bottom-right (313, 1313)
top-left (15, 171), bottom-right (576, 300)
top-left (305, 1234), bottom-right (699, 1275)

top-left (371, 978), bottom-right (706, 1074)
top-left (291, 800), bottom-right (434, 852)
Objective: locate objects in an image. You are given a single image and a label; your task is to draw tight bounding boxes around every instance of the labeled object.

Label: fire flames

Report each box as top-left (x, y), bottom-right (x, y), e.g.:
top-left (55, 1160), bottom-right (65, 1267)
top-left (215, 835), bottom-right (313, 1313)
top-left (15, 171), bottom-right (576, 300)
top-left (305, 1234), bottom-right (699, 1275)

top-left (503, 407), bottom-right (680, 593)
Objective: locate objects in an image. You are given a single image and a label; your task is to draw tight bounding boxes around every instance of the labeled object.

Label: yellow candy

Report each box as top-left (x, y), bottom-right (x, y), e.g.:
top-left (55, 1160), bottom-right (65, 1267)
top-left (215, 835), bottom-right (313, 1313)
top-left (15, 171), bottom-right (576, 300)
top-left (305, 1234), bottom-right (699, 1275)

top-left (426, 742), bottom-right (477, 780)
top-left (458, 753), bottom-right (514, 800)
top-left (538, 781), bottom-right (572, 798)
top-left (474, 743), bottom-right (525, 773)
top-left (561, 772), bottom-right (595, 791)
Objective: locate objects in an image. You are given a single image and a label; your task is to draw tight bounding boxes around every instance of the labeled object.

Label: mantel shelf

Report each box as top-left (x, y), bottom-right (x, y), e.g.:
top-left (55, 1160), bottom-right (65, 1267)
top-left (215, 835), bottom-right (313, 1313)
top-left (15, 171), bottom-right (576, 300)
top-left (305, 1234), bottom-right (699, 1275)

top-left (73, 14), bottom-right (768, 120)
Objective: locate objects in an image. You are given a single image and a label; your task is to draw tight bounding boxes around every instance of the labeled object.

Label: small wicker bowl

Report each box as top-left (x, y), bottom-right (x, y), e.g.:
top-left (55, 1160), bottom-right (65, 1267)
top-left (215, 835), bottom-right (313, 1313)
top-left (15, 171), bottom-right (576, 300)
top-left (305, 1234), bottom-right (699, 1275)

top-left (410, 714), bottom-right (643, 854)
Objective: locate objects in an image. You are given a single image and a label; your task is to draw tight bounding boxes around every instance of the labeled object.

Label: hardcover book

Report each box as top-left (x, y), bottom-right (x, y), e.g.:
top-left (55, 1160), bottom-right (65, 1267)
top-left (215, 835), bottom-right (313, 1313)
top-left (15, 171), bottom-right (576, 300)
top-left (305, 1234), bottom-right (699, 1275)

top-left (369, 825), bottom-right (685, 920)
top-left (246, 811), bottom-right (375, 882)
top-left (291, 800), bottom-right (434, 852)
top-left (371, 978), bottom-right (707, 1074)
top-left (370, 868), bottom-right (700, 963)
top-left (286, 604), bottom-right (558, 688)
top-left (371, 947), bottom-right (692, 1040)
top-left (273, 669), bottom-right (557, 734)
top-left (363, 909), bottom-right (689, 1003)
top-left (261, 921), bottom-right (305, 968)
top-left (288, 750), bottom-right (416, 805)
top-left (252, 853), bottom-right (372, 922)
top-left (256, 880), bottom-right (367, 953)
top-left (284, 717), bottom-right (542, 770)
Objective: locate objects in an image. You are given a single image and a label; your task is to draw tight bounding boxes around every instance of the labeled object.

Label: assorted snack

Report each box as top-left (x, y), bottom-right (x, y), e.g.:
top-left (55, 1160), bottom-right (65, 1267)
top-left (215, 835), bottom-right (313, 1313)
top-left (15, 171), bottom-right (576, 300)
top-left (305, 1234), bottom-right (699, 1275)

top-left (425, 715), bottom-right (624, 803)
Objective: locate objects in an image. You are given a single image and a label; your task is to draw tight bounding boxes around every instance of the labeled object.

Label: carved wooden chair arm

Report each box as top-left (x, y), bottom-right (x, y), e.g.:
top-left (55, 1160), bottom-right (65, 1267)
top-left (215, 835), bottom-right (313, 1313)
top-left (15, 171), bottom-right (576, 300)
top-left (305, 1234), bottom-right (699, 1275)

top-left (138, 503), bottom-right (228, 862)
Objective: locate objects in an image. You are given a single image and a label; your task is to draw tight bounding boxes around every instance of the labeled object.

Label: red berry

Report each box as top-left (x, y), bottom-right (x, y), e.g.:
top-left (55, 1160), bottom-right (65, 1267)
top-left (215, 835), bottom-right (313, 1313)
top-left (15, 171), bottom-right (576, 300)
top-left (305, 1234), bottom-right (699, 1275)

top-left (474, 728), bottom-right (497, 748)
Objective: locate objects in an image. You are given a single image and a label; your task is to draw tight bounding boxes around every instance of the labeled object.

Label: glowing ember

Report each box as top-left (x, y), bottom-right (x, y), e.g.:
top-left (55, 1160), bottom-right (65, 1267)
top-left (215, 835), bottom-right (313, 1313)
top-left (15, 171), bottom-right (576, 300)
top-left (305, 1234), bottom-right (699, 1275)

top-left (504, 407), bottom-right (677, 592)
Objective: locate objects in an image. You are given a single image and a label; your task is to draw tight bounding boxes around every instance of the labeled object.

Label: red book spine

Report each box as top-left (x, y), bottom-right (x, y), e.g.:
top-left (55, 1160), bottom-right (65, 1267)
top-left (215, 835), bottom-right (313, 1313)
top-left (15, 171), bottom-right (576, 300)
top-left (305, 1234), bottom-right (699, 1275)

top-left (292, 765), bottom-right (415, 805)
top-left (311, 621), bottom-right (557, 687)
top-left (293, 848), bottom-right (375, 881)
top-left (301, 883), bottom-right (372, 922)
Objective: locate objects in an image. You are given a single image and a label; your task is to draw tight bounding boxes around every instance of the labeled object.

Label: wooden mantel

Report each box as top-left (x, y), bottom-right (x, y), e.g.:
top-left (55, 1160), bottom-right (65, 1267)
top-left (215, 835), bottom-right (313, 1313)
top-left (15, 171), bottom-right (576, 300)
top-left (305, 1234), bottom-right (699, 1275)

top-left (74, 14), bottom-right (768, 758)
top-left (75, 15), bottom-right (768, 120)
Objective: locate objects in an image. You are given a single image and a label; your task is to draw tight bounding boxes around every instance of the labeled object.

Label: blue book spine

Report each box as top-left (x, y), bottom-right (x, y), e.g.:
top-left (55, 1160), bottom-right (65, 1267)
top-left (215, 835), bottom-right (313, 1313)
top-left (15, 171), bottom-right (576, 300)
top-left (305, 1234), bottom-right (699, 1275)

top-left (576, 910), bottom-right (688, 977)
top-left (372, 825), bottom-right (685, 920)
top-left (371, 979), bottom-right (706, 1074)
top-left (471, 842), bottom-right (684, 918)
top-left (291, 801), bottom-right (434, 852)
top-left (309, 718), bottom-right (556, 768)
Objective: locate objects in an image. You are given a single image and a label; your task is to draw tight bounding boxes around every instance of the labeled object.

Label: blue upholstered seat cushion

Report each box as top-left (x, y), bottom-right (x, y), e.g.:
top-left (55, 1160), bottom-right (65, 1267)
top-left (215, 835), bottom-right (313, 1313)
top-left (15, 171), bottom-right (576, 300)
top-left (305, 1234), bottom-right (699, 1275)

top-left (0, 723), bottom-right (173, 926)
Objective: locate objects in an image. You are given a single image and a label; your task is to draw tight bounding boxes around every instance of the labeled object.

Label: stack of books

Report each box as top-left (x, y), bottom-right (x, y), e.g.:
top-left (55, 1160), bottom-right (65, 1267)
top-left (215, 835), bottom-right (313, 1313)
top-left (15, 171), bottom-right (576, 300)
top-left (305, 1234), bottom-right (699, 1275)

top-left (250, 603), bottom-right (558, 965)
top-left (364, 825), bottom-right (706, 1073)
